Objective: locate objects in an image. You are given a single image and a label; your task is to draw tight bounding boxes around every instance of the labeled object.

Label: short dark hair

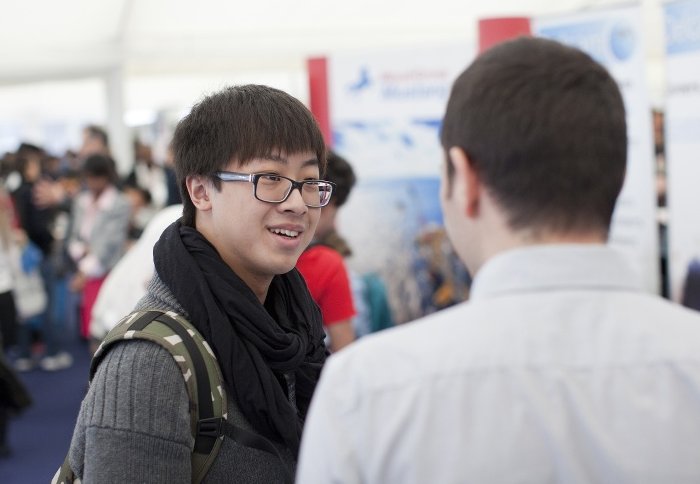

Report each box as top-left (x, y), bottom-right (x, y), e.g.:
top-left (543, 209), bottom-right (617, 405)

top-left (172, 85), bottom-right (327, 227)
top-left (441, 37), bottom-right (627, 235)
top-left (325, 150), bottom-right (356, 207)
top-left (82, 154), bottom-right (117, 182)
top-left (15, 142), bottom-right (45, 178)
top-left (84, 125), bottom-right (109, 147)
top-left (17, 142), bottom-right (43, 156)
top-left (123, 183), bottom-right (153, 205)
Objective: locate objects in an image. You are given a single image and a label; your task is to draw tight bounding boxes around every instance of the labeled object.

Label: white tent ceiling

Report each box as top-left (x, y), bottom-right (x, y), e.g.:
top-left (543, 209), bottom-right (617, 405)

top-left (0, 0), bottom-right (668, 164)
top-left (0, 0), bottom-right (666, 84)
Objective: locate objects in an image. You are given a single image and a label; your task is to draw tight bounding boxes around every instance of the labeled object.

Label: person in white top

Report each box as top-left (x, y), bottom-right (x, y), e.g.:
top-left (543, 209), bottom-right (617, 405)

top-left (297, 37), bottom-right (700, 484)
top-left (88, 203), bottom-right (182, 346)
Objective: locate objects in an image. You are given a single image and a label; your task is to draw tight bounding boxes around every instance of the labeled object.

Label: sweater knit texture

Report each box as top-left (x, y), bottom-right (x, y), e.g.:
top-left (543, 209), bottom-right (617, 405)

top-left (68, 274), bottom-right (295, 483)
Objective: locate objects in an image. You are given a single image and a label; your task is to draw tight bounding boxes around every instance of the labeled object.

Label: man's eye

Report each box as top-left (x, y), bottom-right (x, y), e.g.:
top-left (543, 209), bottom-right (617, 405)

top-left (260, 174), bottom-right (282, 182)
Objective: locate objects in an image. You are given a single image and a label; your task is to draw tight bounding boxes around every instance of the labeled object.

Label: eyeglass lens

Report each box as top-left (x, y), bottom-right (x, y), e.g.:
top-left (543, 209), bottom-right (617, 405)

top-left (255, 175), bottom-right (332, 207)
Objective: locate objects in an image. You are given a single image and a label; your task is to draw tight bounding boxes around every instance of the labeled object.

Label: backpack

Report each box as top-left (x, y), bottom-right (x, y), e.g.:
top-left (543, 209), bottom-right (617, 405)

top-left (53, 309), bottom-right (292, 484)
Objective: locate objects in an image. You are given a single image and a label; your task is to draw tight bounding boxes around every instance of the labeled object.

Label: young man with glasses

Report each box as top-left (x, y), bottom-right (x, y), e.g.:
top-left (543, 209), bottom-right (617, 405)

top-left (66, 85), bottom-right (330, 483)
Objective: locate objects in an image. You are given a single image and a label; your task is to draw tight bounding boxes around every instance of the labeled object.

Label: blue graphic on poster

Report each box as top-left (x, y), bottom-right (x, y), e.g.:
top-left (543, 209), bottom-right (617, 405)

top-left (664, 0), bottom-right (700, 302)
top-left (537, 18), bottom-right (636, 64)
top-left (610, 22), bottom-right (635, 61)
top-left (665, 0), bottom-right (700, 55)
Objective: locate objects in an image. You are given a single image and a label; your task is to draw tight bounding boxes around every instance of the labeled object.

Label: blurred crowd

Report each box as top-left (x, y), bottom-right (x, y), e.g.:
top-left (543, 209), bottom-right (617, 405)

top-left (0, 125), bottom-right (181, 375)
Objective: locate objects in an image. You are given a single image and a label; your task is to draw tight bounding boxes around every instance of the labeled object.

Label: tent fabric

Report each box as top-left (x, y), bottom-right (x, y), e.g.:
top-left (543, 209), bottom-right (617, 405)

top-left (0, 0), bottom-right (665, 84)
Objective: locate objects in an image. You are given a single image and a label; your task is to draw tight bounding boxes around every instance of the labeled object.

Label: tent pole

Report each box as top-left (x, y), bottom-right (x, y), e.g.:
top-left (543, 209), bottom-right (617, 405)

top-left (105, 66), bottom-right (132, 176)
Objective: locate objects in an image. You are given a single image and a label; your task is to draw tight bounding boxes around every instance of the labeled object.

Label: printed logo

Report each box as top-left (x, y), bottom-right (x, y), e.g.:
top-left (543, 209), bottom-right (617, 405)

top-left (347, 67), bottom-right (372, 93)
top-left (610, 22), bottom-right (635, 61)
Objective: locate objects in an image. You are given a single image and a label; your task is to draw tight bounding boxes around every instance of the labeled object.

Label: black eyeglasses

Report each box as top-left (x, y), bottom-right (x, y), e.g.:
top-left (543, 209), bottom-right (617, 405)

top-left (213, 171), bottom-right (335, 208)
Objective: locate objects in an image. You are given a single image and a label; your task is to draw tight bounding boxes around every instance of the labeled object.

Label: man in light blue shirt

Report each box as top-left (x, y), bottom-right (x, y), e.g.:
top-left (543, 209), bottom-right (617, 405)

top-left (297, 37), bottom-right (700, 484)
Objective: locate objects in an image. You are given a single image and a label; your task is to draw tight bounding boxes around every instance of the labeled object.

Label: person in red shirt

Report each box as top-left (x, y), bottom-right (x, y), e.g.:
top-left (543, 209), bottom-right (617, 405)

top-left (297, 151), bottom-right (357, 352)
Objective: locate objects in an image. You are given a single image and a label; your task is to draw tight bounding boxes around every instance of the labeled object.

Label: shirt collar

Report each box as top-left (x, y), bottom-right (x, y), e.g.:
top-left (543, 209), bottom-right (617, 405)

top-left (470, 244), bottom-right (642, 300)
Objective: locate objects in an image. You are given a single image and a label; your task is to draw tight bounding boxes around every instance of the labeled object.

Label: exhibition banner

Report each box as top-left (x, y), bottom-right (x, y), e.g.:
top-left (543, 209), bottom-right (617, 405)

top-left (534, 4), bottom-right (660, 294)
top-left (322, 45), bottom-right (474, 323)
top-left (664, 0), bottom-right (700, 302)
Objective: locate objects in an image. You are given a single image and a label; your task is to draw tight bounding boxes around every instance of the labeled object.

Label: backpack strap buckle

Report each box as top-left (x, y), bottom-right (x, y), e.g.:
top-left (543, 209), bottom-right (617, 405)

top-left (197, 417), bottom-right (223, 439)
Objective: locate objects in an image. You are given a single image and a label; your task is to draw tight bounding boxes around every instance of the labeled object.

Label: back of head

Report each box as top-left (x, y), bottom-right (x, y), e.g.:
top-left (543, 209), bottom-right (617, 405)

top-left (85, 125), bottom-right (109, 148)
top-left (79, 125), bottom-right (110, 160)
top-left (172, 84), bottom-right (327, 227)
top-left (82, 154), bottom-right (117, 182)
top-left (325, 151), bottom-right (356, 208)
top-left (441, 36), bottom-right (627, 237)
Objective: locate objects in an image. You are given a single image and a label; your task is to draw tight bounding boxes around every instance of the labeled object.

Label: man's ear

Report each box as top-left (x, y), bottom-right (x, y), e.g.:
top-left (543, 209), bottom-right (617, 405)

top-left (448, 146), bottom-right (480, 218)
top-left (186, 175), bottom-right (212, 211)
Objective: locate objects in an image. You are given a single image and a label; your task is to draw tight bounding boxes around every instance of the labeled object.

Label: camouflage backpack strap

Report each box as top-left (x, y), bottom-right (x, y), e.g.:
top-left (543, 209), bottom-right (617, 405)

top-left (55, 309), bottom-right (293, 484)
top-left (93, 309), bottom-right (227, 484)
top-left (51, 459), bottom-right (80, 484)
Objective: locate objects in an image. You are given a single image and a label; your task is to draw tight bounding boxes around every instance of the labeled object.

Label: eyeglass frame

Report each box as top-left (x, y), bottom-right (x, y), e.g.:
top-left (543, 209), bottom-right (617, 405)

top-left (213, 171), bottom-right (336, 208)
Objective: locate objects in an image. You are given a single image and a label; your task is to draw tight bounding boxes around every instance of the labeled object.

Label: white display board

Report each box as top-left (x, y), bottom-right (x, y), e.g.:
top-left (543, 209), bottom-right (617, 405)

top-left (327, 45), bottom-right (474, 323)
top-left (534, 4), bottom-right (660, 294)
top-left (329, 45), bottom-right (473, 180)
top-left (664, 0), bottom-right (700, 302)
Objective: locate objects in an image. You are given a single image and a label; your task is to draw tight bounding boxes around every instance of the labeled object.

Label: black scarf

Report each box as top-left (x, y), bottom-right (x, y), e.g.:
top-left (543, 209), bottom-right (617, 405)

top-left (153, 221), bottom-right (327, 455)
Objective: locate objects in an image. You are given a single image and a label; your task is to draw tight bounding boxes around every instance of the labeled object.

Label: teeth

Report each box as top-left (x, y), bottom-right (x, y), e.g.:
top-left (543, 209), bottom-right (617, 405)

top-left (271, 228), bottom-right (299, 237)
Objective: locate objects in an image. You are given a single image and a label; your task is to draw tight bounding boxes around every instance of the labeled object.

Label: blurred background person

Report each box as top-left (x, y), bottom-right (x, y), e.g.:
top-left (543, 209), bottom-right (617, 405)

top-left (124, 138), bottom-right (168, 211)
top-left (78, 124), bottom-right (110, 160)
top-left (88, 203), bottom-right (182, 353)
top-left (122, 182), bottom-right (155, 245)
top-left (66, 154), bottom-right (130, 341)
top-left (0, 184), bottom-right (20, 355)
top-left (0, 183), bottom-right (32, 457)
top-left (9, 143), bottom-right (69, 371)
top-left (297, 150), bottom-right (357, 352)
top-left (162, 141), bottom-right (182, 207)
top-left (32, 124), bottom-right (112, 211)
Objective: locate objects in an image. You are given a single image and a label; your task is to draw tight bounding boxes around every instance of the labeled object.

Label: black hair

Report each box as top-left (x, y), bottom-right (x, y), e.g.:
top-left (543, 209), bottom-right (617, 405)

top-left (172, 84), bottom-right (327, 227)
top-left (325, 150), bottom-right (356, 207)
top-left (82, 154), bottom-right (117, 182)
top-left (15, 142), bottom-right (45, 180)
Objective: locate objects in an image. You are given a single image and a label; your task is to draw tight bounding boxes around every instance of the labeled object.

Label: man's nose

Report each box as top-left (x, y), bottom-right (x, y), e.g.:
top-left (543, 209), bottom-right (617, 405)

top-left (281, 185), bottom-right (308, 213)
